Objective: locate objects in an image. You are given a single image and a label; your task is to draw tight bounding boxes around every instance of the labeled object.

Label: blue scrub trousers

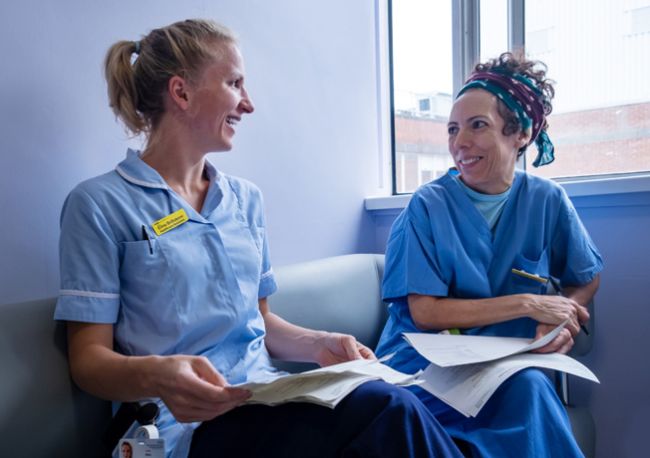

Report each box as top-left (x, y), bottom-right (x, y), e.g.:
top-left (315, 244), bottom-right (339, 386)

top-left (415, 369), bottom-right (584, 458)
top-left (189, 380), bottom-right (463, 458)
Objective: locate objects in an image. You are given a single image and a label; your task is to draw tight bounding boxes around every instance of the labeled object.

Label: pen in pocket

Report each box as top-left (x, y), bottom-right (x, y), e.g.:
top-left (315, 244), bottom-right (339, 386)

top-left (511, 268), bottom-right (547, 284)
top-left (141, 225), bottom-right (153, 254)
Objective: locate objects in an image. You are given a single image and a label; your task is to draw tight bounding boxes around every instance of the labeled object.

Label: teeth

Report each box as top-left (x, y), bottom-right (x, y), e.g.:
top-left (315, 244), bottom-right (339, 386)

top-left (460, 157), bottom-right (480, 165)
top-left (226, 117), bottom-right (238, 126)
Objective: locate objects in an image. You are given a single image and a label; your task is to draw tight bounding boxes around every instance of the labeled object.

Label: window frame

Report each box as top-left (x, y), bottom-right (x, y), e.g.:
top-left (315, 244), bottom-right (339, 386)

top-left (385, 0), bottom-right (650, 200)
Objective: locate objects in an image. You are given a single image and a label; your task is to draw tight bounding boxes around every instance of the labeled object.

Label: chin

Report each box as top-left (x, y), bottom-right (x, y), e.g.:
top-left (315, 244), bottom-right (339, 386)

top-left (208, 140), bottom-right (233, 153)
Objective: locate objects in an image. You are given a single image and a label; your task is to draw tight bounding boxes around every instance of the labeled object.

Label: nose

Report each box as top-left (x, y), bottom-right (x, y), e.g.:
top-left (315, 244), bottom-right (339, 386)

top-left (451, 127), bottom-right (471, 151)
top-left (240, 87), bottom-right (254, 114)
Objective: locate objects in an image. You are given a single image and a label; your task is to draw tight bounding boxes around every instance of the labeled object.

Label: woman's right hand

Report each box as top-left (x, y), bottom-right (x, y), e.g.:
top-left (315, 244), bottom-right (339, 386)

top-left (524, 294), bottom-right (589, 336)
top-left (152, 355), bottom-right (251, 422)
top-left (67, 323), bottom-right (250, 422)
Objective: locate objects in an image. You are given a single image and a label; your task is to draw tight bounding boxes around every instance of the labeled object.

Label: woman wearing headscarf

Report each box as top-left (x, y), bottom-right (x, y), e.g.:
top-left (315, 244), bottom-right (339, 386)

top-left (375, 52), bottom-right (603, 457)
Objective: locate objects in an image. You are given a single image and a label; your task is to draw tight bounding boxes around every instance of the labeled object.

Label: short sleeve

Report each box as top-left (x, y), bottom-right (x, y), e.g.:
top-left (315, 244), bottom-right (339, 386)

top-left (251, 188), bottom-right (277, 299)
top-left (382, 195), bottom-right (449, 304)
top-left (550, 188), bottom-right (604, 285)
top-left (258, 226), bottom-right (277, 298)
top-left (54, 187), bottom-right (121, 323)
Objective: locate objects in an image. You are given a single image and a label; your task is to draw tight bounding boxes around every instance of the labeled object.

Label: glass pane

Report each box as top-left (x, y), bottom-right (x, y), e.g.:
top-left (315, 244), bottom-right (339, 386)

top-left (392, 0), bottom-right (454, 193)
top-left (480, 0), bottom-right (509, 63)
top-left (525, 0), bottom-right (650, 179)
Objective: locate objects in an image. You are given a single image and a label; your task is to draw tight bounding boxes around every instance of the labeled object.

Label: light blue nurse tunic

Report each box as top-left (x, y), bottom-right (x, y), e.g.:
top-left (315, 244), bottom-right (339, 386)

top-left (375, 169), bottom-right (603, 457)
top-left (54, 150), bottom-right (279, 458)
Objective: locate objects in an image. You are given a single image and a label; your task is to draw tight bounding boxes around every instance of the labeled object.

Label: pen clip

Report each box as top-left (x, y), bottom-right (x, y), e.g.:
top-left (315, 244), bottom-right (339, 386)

top-left (141, 225), bottom-right (153, 254)
top-left (510, 268), bottom-right (548, 284)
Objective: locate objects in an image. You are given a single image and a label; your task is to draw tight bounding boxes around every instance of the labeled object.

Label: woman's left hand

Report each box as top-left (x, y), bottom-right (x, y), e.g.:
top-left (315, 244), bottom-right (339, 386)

top-left (532, 323), bottom-right (575, 354)
top-left (314, 332), bottom-right (376, 367)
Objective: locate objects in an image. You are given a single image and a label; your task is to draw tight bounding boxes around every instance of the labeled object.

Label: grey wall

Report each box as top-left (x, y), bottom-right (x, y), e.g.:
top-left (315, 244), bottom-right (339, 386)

top-left (369, 191), bottom-right (650, 458)
top-left (0, 0), bottom-right (384, 304)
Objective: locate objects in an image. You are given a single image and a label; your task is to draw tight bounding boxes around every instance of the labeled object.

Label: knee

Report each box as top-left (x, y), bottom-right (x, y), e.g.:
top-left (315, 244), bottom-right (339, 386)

top-left (514, 368), bottom-right (552, 389)
top-left (352, 381), bottom-right (424, 415)
top-left (502, 368), bottom-right (555, 402)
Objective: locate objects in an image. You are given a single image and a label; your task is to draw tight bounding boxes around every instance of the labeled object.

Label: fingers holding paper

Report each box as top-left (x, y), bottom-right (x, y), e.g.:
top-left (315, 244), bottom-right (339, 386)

top-left (315, 332), bottom-right (377, 367)
top-left (532, 324), bottom-right (575, 354)
top-left (156, 355), bottom-right (251, 422)
top-left (526, 294), bottom-right (589, 335)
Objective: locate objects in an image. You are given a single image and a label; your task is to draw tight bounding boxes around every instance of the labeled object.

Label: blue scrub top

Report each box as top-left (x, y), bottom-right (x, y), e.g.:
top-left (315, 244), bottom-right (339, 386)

top-left (54, 150), bottom-right (279, 457)
top-left (375, 170), bottom-right (604, 374)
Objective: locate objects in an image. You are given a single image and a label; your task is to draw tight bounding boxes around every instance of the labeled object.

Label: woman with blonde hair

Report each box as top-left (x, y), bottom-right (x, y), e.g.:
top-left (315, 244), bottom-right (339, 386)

top-left (54, 19), bottom-right (463, 458)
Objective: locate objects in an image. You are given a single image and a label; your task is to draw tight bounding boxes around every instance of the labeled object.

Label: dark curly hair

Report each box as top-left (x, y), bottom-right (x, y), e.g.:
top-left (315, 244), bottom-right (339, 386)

top-left (473, 52), bottom-right (555, 155)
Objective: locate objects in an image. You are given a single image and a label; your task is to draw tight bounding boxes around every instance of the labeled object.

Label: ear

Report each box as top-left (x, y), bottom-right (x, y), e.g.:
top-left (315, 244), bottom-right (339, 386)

top-left (516, 128), bottom-right (531, 149)
top-left (167, 75), bottom-right (191, 110)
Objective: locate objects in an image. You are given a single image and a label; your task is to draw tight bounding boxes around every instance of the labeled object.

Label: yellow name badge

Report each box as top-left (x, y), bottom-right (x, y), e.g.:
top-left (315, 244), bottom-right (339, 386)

top-left (152, 209), bottom-right (189, 236)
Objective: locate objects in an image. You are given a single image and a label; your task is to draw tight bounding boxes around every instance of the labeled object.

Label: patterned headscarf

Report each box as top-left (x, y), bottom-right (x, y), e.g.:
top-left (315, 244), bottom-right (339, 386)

top-left (457, 70), bottom-right (554, 167)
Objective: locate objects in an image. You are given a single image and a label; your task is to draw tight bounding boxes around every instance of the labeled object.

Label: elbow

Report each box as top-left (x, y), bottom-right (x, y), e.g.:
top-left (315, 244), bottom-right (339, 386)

top-left (591, 274), bottom-right (601, 291)
top-left (409, 306), bottom-right (430, 331)
top-left (408, 296), bottom-right (442, 331)
top-left (408, 295), bottom-right (455, 331)
top-left (68, 353), bottom-right (95, 394)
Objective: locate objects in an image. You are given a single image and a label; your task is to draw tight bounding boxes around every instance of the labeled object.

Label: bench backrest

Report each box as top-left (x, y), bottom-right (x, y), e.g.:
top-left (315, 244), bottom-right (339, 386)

top-left (0, 297), bottom-right (111, 456)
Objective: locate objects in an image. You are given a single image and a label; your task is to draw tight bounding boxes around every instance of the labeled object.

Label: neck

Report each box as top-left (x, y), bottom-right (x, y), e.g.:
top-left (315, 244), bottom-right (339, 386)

top-left (460, 171), bottom-right (515, 195)
top-left (141, 117), bottom-right (211, 212)
top-left (142, 117), bottom-right (208, 193)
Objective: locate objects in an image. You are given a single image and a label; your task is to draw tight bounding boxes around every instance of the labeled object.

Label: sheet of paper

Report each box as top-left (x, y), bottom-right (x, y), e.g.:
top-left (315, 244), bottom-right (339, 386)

top-left (244, 372), bottom-right (375, 408)
top-left (236, 359), bottom-right (420, 408)
top-left (403, 321), bottom-right (567, 367)
top-left (418, 352), bottom-right (599, 417)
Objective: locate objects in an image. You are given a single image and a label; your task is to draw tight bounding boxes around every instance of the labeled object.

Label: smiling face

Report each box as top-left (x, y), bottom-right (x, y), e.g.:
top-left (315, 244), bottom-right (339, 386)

top-left (121, 442), bottom-right (132, 458)
top-left (186, 41), bottom-right (254, 152)
top-left (447, 89), bottom-right (528, 194)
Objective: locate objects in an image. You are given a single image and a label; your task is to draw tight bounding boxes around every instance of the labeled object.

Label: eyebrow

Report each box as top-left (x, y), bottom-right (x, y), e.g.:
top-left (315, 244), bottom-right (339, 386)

top-left (448, 115), bottom-right (489, 126)
top-left (229, 69), bottom-right (244, 79)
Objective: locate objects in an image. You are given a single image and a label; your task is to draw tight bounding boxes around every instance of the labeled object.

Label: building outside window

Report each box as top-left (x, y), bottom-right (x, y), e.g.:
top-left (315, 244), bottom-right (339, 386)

top-left (391, 0), bottom-right (650, 194)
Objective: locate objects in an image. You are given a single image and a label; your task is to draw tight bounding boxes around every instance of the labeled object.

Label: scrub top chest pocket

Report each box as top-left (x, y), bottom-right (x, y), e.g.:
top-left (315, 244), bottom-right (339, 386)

top-left (508, 248), bottom-right (550, 295)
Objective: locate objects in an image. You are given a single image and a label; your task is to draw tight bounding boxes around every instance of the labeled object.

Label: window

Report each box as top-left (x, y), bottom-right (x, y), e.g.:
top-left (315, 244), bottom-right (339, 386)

top-left (524, 0), bottom-right (650, 179)
top-left (389, 0), bottom-right (650, 194)
top-left (390, 0), bottom-right (453, 193)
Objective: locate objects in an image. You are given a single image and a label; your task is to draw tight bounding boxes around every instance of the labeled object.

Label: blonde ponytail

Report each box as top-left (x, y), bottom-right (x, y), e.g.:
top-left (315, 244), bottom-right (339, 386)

top-left (103, 19), bottom-right (236, 137)
top-left (104, 40), bottom-right (146, 135)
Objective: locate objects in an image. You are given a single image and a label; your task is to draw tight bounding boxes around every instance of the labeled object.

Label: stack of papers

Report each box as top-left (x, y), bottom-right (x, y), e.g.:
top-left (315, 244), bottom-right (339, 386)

top-left (404, 323), bottom-right (599, 417)
top-left (236, 357), bottom-right (421, 408)
top-left (234, 324), bottom-right (598, 416)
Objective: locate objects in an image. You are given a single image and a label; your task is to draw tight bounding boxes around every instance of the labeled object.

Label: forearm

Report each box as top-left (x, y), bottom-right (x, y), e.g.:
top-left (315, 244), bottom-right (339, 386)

top-left (73, 349), bottom-right (162, 401)
top-left (67, 322), bottom-right (162, 402)
top-left (408, 293), bottom-right (535, 331)
top-left (563, 274), bottom-right (600, 307)
top-left (262, 311), bottom-right (327, 362)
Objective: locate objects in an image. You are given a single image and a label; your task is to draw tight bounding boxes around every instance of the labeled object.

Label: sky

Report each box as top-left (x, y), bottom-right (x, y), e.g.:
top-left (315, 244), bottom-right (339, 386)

top-left (392, 0), bottom-right (650, 114)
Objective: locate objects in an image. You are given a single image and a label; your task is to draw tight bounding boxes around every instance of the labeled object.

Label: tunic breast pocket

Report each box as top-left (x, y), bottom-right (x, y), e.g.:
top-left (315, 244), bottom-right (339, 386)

top-left (508, 248), bottom-right (550, 295)
top-left (120, 239), bottom-right (168, 282)
top-left (119, 239), bottom-right (179, 320)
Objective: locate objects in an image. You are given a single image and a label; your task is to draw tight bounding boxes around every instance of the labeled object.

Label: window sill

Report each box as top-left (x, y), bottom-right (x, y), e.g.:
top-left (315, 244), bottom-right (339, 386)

top-left (365, 173), bottom-right (650, 212)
